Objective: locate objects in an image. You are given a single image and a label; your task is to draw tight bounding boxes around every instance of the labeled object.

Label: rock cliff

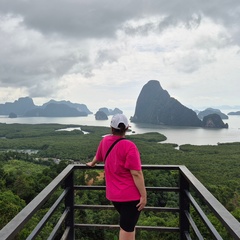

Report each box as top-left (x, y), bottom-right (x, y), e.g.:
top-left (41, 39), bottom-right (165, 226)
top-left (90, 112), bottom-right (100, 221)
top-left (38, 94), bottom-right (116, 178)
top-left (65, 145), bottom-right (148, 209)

top-left (202, 114), bottom-right (228, 128)
top-left (95, 110), bottom-right (108, 120)
top-left (131, 80), bottom-right (202, 127)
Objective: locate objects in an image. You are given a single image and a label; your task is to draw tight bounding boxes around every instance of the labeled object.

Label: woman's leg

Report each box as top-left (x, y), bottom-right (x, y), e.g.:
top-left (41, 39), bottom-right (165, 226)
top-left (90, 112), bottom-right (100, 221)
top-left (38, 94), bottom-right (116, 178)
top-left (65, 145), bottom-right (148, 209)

top-left (112, 201), bottom-right (140, 240)
top-left (119, 227), bottom-right (135, 240)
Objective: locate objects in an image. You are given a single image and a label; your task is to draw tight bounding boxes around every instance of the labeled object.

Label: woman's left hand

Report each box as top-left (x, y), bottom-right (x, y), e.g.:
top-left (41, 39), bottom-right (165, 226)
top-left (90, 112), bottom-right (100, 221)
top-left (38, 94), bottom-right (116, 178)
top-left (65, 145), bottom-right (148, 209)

top-left (86, 161), bottom-right (95, 167)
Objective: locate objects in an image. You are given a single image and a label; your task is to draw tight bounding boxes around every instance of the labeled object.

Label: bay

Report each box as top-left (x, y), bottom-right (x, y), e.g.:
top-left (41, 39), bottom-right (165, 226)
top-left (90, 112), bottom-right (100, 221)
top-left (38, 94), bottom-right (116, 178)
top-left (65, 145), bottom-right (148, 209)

top-left (1, 112), bottom-right (240, 146)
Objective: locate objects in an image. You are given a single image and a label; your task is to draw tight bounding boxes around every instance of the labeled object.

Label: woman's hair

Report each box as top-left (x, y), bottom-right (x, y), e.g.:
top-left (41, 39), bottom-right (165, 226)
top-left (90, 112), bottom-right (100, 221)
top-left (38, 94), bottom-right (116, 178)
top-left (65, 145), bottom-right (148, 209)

top-left (112, 123), bottom-right (127, 135)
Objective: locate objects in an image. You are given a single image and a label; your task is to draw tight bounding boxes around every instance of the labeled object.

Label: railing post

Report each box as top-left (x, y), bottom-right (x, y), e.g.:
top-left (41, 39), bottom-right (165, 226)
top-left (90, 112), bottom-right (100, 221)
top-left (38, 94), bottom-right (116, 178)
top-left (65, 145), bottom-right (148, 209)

top-left (179, 171), bottom-right (190, 240)
top-left (65, 170), bottom-right (75, 239)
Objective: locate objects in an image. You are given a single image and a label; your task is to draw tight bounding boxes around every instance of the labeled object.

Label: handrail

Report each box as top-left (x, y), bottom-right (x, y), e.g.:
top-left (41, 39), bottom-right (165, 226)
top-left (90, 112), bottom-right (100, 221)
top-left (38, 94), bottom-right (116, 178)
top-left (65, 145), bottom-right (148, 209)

top-left (74, 223), bottom-right (180, 232)
top-left (179, 165), bottom-right (240, 239)
top-left (74, 204), bottom-right (179, 213)
top-left (0, 164), bottom-right (74, 240)
top-left (26, 188), bottom-right (70, 240)
top-left (0, 164), bottom-right (239, 240)
top-left (185, 190), bottom-right (222, 239)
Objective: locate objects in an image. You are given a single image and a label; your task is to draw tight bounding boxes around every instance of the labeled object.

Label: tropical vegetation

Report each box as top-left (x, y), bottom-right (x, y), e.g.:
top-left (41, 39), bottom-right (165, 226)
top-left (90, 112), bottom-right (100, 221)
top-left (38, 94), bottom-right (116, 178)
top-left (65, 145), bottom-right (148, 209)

top-left (0, 123), bottom-right (239, 239)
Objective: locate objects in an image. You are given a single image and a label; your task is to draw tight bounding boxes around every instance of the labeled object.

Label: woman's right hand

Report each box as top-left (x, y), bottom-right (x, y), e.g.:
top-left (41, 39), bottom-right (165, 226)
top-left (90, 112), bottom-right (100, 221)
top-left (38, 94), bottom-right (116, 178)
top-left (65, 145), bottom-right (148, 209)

top-left (136, 196), bottom-right (147, 211)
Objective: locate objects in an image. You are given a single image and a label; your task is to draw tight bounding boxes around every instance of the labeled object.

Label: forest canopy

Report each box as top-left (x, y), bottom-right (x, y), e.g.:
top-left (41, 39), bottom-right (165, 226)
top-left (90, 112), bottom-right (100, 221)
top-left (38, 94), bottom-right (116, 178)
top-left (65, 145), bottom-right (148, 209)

top-left (0, 123), bottom-right (239, 239)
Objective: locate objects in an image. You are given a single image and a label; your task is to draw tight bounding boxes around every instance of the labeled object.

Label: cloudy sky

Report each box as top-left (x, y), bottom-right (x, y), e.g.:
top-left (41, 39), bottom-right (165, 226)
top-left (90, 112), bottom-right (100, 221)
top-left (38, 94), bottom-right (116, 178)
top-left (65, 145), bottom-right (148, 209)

top-left (0, 0), bottom-right (240, 113)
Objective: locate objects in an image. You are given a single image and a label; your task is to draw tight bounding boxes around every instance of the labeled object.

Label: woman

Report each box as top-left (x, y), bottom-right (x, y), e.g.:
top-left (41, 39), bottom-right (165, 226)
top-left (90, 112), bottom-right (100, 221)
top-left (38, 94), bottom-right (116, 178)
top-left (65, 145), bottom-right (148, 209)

top-left (86, 113), bottom-right (147, 240)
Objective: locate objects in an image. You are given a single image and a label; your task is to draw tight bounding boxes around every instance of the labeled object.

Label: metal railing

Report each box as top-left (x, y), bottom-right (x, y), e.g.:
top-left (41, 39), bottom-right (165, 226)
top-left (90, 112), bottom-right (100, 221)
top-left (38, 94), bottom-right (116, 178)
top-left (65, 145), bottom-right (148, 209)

top-left (0, 164), bottom-right (240, 240)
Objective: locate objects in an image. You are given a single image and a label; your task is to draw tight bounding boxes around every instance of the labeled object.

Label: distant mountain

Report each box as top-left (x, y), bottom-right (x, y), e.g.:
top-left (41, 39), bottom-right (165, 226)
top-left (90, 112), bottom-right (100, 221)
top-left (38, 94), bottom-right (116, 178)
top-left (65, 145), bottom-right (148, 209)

top-left (24, 103), bottom-right (88, 117)
top-left (213, 105), bottom-right (240, 110)
top-left (228, 111), bottom-right (240, 115)
top-left (42, 100), bottom-right (92, 114)
top-left (198, 108), bottom-right (228, 120)
top-left (0, 97), bottom-right (92, 117)
top-left (131, 80), bottom-right (202, 127)
top-left (98, 107), bottom-right (123, 116)
top-left (0, 97), bottom-right (36, 115)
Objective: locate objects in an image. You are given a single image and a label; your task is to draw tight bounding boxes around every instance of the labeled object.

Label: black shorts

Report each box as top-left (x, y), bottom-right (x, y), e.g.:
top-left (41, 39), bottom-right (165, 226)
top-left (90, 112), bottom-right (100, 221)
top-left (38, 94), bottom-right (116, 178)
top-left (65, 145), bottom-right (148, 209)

top-left (112, 200), bottom-right (141, 232)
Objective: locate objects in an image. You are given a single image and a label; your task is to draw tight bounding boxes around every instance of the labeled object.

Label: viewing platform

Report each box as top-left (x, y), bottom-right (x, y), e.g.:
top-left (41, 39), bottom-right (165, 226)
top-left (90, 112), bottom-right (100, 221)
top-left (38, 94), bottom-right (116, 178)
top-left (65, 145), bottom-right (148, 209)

top-left (0, 164), bottom-right (240, 240)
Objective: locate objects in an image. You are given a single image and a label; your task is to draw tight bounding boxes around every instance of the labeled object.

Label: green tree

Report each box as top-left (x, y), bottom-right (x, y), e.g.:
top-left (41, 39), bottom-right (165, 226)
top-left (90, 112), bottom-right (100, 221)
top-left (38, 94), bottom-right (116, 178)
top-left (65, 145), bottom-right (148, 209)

top-left (0, 190), bottom-right (25, 229)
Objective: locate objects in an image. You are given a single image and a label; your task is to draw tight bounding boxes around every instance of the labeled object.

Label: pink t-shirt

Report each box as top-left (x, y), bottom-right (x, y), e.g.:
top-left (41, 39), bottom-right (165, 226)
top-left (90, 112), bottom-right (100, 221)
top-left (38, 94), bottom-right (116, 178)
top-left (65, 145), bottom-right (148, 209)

top-left (95, 134), bottom-right (142, 202)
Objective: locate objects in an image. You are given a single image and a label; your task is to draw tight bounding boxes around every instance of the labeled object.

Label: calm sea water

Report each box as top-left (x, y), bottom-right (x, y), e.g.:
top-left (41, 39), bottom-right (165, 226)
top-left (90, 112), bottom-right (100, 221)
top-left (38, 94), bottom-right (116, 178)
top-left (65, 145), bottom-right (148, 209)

top-left (1, 112), bottom-right (240, 146)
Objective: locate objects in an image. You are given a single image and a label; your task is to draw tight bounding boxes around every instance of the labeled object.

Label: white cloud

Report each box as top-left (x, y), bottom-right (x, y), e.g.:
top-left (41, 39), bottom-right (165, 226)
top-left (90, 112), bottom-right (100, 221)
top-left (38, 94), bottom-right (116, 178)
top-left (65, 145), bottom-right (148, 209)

top-left (0, 0), bottom-right (240, 112)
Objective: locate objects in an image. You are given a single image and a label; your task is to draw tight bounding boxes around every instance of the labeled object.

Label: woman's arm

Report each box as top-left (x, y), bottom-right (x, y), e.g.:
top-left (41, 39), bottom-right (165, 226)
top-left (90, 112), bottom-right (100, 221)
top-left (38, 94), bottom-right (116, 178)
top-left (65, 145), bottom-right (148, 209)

top-left (130, 170), bottom-right (147, 211)
top-left (86, 156), bottom-right (98, 167)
